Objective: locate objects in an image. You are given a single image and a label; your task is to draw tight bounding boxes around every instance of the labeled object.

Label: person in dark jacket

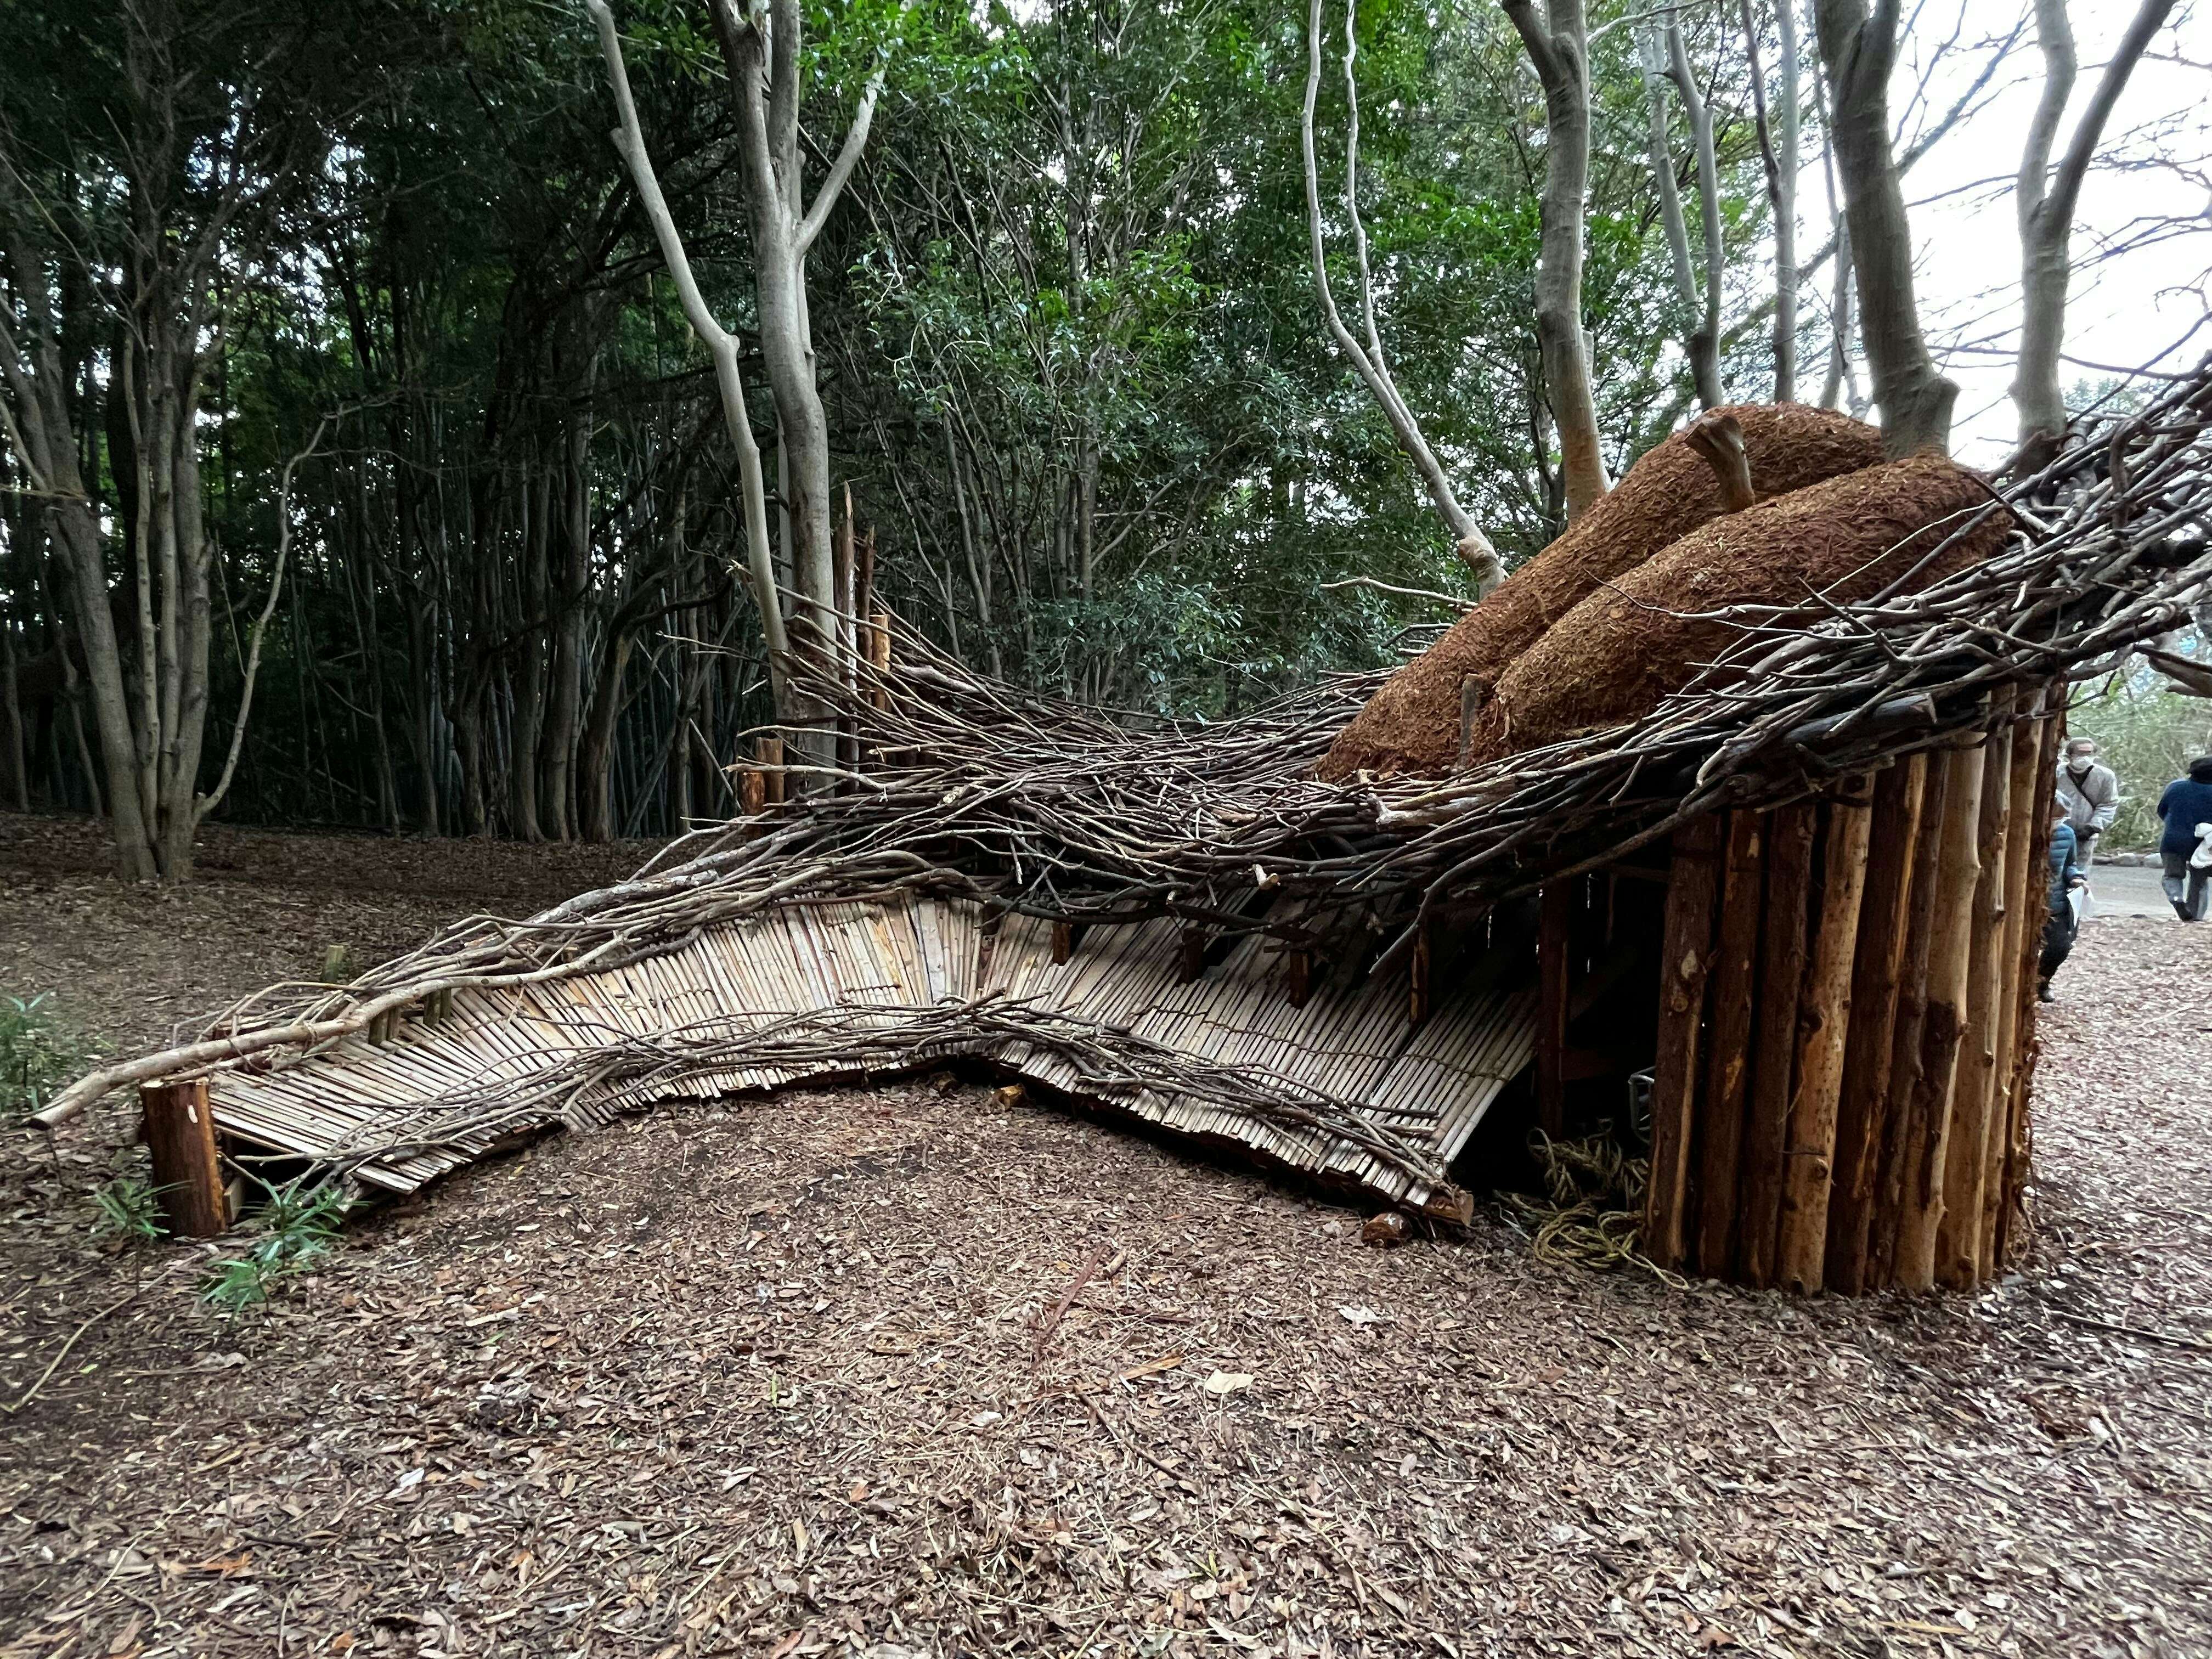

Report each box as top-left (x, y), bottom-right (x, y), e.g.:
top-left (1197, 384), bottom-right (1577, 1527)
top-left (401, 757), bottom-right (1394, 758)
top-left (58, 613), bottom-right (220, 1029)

top-left (2158, 756), bottom-right (2212, 922)
top-left (2039, 806), bottom-right (2085, 1000)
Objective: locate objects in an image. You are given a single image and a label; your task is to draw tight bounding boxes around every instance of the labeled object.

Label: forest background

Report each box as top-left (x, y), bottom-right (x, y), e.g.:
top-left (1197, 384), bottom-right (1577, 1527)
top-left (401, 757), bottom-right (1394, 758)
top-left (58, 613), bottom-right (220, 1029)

top-left (2, 0), bottom-right (2206, 873)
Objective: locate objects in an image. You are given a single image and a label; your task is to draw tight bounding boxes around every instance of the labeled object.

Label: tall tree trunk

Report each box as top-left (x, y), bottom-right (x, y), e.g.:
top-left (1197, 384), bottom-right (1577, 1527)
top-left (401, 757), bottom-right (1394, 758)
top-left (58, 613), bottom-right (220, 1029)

top-left (1813, 0), bottom-right (1956, 456)
top-left (1503, 0), bottom-right (1612, 516)
top-left (2012, 0), bottom-right (2176, 467)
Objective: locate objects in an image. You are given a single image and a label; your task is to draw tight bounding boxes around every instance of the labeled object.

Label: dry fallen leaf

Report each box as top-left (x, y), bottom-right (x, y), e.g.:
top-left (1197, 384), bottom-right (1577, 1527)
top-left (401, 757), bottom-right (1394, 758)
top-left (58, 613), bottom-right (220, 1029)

top-left (1201, 1370), bottom-right (1254, 1395)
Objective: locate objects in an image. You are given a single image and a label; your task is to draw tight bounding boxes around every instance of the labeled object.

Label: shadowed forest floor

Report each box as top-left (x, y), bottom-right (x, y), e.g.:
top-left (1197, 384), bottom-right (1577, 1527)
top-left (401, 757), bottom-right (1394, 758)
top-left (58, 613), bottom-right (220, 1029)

top-left (2, 812), bottom-right (2208, 1658)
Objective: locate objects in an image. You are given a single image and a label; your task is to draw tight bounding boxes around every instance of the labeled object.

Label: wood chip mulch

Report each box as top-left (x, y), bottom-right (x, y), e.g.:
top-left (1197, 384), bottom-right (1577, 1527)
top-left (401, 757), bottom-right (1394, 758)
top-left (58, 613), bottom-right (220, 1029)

top-left (2, 815), bottom-right (2208, 1657)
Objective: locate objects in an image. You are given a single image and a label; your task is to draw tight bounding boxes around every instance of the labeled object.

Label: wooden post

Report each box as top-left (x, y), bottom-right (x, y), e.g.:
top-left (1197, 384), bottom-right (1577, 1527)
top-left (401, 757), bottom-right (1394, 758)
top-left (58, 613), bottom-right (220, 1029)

top-left (1777, 779), bottom-right (1876, 1294)
top-left (1408, 920), bottom-right (1432, 1028)
top-left (1643, 813), bottom-right (1724, 1273)
top-left (867, 609), bottom-right (893, 712)
top-left (1177, 927), bottom-right (1208, 984)
top-left (1823, 754), bottom-right (1927, 1293)
top-left (1997, 687), bottom-right (2063, 1265)
top-left (1893, 741), bottom-right (1988, 1290)
top-left (759, 736), bottom-right (786, 805)
top-left (1051, 920), bottom-right (1075, 966)
top-left (1977, 697), bottom-right (2047, 1269)
top-left (738, 765), bottom-right (767, 818)
top-left (1285, 948), bottom-right (1314, 1008)
top-left (1692, 810), bottom-right (1765, 1278)
top-left (1864, 751), bottom-right (1954, 1290)
top-left (142, 1079), bottom-right (228, 1238)
top-left (1736, 800), bottom-right (1818, 1289)
top-left (1937, 704), bottom-right (2016, 1289)
top-left (1536, 882), bottom-right (1574, 1139)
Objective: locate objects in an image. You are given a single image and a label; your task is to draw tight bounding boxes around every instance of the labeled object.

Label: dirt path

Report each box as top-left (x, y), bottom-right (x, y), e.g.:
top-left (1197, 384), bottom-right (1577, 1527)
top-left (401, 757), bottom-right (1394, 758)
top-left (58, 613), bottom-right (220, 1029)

top-left (3, 814), bottom-right (2209, 1658)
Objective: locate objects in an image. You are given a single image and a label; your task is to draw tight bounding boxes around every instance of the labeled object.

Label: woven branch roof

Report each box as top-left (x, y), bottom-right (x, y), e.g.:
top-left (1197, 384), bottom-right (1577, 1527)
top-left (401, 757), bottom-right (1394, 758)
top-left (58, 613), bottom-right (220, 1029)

top-left (42, 365), bottom-right (2212, 1147)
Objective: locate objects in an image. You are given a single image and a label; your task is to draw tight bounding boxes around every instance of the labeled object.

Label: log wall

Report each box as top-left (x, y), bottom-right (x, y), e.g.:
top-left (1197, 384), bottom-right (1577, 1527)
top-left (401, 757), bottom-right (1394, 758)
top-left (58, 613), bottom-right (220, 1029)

top-left (1640, 689), bottom-right (2061, 1293)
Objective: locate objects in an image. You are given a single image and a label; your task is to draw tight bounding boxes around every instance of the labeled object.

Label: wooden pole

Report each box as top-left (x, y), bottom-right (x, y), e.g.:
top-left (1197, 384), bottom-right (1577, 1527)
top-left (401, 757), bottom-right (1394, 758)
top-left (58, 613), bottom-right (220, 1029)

top-left (738, 765), bottom-right (767, 817)
top-left (1643, 812), bottom-right (1725, 1272)
top-left (141, 1078), bottom-right (228, 1238)
top-left (1778, 779), bottom-right (1876, 1294)
top-left (1893, 741), bottom-right (1988, 1290)
top-left (1997, 687), bottom-right (2063, 1265)
top-left (1863, 749), bottom-right (1953, 1290)
top-left (1736, 799), bottom-right (1818, 1289)
top-left (1822, 754), bottom-right (1927, 1293)
top-left (1536, 882), bottom-right (1573, 1138)
top-left (1692, 810), bottom-right (1765, 1278)
top-left (759, 735), bottom-right (786, 805)
top-left (1864, 764), bottom-right (1948, 1287)
top-left (1937, 702), bottom-right (2016, 1289)
top-left (1977, 695), bottom-right (2047, 1269)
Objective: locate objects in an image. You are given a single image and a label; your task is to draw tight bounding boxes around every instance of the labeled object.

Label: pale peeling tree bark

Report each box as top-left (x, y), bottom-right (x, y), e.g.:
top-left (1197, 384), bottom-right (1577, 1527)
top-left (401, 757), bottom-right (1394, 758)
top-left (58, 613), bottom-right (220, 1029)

top-left (1650, 20), bottom-right (1725, 410)
top-left (2012, 0), bottom-right (2177, 469)
top-left (1741, 0), bottom-right (1800, 401)
top-left (589, 0), bottom-right (798, 725)
top-left (1301, 0), bottom-right (1501, 591)
top-left (1813, 0), bottom-right (1957, 456)
top-left (710, 0), bottom-right (884, 774)
top-left (1503, 0), bottom-right (1611, 517)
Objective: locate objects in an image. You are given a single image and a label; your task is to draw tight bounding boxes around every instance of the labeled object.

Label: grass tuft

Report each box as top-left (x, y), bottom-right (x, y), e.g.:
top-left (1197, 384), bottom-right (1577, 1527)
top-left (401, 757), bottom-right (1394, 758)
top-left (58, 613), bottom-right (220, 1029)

top-left (1, 992), bottom-right (96, 1115)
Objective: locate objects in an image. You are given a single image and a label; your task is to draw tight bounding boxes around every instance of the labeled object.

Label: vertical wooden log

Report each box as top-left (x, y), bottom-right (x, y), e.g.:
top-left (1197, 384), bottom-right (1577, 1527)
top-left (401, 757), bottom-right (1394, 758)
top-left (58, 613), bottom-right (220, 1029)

top-left (1643, 813), bottom-right (1725, 1273)
top-left (1177, 927), bottom-right (1209, 984)
top-left (1937, 703), bottom-right (2016, 1289)
top-left (1824, 754), bottom-right (1928, 1294)
top-left (1893, 741), bottom-right (1988, 1290)
top-left (142, 1079), bottom-right (228, 1238)
top-left (1536, 882), bottom-right (1573, 1139)
top-left (1864, 750), bottom-right (1954, 1290)
top-left (759, 736), bottom-right (786, 805)
top-left (1736, 800), bottom-right (1819, 1289)
top-left (1977, 696), bottom-right (2047, 1268)
top-left (1051, 920), bottom-right (1075, 966)
top-left (1285, 948), bottom-right (1313, 1008)
top-left (1997, 687), bottom-right (2063, 1265)
top-left (1692, 810), bottom-right (1765, 1278)
top-left (1778, 780), bottom-right (1876, 1294)
top-left (738, 765), bottom-right (767, 817)
top-left (1408, 920), bottom-right (1432, 1028)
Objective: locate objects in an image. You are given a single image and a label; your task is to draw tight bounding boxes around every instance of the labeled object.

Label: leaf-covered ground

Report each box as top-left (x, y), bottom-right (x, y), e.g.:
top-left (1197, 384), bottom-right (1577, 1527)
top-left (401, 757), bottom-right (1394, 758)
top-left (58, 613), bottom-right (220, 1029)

top-left (2, 812), bottom-right (2208, 1658)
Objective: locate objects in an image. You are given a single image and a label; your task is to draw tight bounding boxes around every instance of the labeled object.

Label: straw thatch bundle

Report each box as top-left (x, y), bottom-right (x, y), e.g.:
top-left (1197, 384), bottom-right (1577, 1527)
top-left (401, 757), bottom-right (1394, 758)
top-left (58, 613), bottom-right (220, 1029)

top-left (1317, 404), bottom-right (1883, 779)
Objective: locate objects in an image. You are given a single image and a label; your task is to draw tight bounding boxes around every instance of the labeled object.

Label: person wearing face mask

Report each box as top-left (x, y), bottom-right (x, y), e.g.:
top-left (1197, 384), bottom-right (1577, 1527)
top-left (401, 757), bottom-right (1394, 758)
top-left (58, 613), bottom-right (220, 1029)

top-left (2055, 737), bottom-right (2120, 866)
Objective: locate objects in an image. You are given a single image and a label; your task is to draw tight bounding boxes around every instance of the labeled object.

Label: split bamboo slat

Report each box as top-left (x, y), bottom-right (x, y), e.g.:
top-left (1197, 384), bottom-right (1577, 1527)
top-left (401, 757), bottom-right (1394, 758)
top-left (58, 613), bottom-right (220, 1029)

top-left (1775, 777), bottom-right (1875, 1295)
top-left (1642, 815), bottom-right (1724, 1273)
top-left (1735, 800), bottom-right (1818, 1289)
top-left (1893, 742), bottom-right (1989, 1290)
top-left (1822, 754), bottom-right (1927, 1294)
top-left (1691, 811), bottom-right (1765, 1278)
top-left (205, 891), bottom-right (1535, 1214)
top-left (1937, 700), bottom-right (2017, 1289)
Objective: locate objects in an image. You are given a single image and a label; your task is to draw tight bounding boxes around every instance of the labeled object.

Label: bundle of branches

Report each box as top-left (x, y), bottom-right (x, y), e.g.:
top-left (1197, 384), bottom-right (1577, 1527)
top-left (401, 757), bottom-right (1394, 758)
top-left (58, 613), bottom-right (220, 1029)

top-left (41, 365), bottom-right (2212, 1126)
top-left (235, 995), bottom-right (1457, 1197)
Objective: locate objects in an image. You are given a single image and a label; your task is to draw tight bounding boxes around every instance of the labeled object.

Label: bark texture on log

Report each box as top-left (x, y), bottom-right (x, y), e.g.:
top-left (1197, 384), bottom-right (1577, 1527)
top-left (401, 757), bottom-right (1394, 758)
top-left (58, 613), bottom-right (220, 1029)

top-left (1694, 810), bottom-right (1766, 1277)
top-left (1937, 706), bottom-right (2015, 1289)
top-left (1894, 742), bottom-right (1987, 1289)
top-left (143, 1078), bottom-right (228, 1238)
top-left (1824, 753), bottom-right (1926, 1292)
top-left (1736, 800), bottom-right (1818, 1288)
top-left (1645, 813), bottom-right (1725, 1271)
top-left (1778, 780), bottom-right (1875, 1294)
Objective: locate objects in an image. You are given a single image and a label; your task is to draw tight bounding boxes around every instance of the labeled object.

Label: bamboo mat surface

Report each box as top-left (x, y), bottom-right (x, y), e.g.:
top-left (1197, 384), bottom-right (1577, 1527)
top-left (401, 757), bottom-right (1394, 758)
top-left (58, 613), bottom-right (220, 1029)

top-left (206, 895), bottom-right (1529, 1211)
